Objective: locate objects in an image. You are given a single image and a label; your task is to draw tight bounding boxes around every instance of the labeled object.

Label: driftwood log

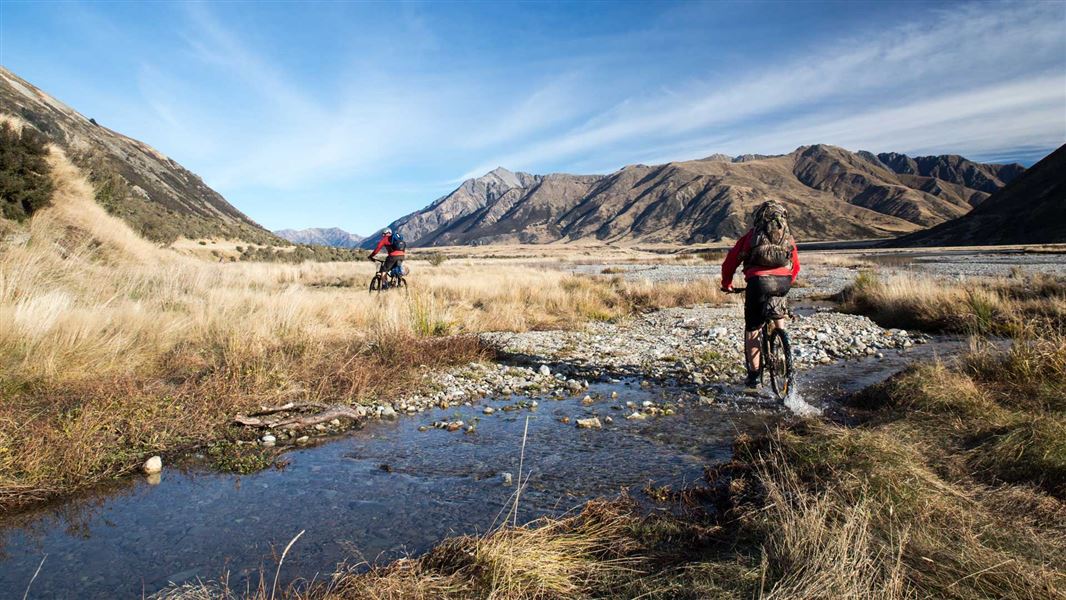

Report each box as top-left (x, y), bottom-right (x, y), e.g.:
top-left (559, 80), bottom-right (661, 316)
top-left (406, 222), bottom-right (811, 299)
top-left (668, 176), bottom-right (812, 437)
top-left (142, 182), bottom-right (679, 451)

top-left (234, 403), bottom-right (363, 429)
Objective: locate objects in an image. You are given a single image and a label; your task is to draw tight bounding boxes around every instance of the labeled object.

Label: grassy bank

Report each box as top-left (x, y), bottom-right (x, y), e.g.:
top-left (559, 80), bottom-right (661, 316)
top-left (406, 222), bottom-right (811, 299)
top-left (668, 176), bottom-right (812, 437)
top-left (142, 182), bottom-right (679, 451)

top-left (0, 148), bottom-right (725, 510)
top-left (837, 270), bottom-right (1066, 335)
top-left (158, 329), bottom-right (1065, 599)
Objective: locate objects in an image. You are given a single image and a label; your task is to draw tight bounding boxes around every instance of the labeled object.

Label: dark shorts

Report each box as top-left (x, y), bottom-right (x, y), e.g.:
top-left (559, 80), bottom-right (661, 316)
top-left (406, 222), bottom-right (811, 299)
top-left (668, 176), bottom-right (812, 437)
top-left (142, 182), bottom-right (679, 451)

top-left (380, 255), bottom-right (404, 274)
top-left (745, 275), bottom-right (791, 332)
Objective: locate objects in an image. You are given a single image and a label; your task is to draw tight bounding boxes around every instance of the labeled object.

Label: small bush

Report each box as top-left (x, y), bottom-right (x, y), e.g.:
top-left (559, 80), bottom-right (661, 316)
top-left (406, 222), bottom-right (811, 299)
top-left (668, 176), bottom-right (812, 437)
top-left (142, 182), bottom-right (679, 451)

top-left (0, 122), bottom-right (53, 221)
top-left (426, 252), bottom-right (447, 267)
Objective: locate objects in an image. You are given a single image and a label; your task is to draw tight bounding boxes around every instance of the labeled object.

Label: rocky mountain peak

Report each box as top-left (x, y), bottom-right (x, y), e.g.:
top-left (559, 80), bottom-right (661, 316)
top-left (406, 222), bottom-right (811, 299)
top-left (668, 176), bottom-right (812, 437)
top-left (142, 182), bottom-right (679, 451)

top-left (372, 144), bottom-right (1030, 247)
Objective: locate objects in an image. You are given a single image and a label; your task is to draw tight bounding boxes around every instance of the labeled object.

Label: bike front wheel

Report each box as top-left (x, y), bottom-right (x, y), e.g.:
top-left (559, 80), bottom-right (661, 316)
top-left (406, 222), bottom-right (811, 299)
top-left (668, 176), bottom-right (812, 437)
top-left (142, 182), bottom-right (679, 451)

top-left (766, 328), bottom-right (793, 401)
top-left (369, 275), bottom-right (382, 293)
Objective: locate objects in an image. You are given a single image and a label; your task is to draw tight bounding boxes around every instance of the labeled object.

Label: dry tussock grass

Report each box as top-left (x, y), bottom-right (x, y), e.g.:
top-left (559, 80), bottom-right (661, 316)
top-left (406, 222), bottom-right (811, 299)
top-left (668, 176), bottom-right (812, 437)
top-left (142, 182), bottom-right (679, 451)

top-left (838, 271), bottom-right (1066, 335)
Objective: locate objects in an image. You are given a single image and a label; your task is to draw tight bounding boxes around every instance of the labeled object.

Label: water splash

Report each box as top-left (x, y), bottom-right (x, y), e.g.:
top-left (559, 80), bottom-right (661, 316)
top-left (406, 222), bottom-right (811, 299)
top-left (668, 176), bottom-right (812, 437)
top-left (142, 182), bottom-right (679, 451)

top-left (783, 386), bottom-right (822, 417)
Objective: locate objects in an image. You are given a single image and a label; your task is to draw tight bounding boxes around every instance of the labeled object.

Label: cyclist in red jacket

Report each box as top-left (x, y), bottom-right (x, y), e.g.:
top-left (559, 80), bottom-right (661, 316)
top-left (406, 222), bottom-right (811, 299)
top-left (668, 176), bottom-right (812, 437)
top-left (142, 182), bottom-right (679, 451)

top-left (721, 201), bottom-right (801, 389)
top-left (367, 228), bottom-right (406, 280)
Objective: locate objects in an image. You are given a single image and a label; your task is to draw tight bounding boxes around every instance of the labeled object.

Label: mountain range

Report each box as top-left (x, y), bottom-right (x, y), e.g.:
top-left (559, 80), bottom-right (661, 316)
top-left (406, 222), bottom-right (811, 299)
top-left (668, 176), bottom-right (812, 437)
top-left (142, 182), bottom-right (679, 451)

top-left (274, 227), bottom-right (365, 247)
top-left (363, 145), bottom-right (1024, 248)
top-left (895, 143), bottom-right (1065, 246)
top-left (0, 67), bottom-right (278, 245)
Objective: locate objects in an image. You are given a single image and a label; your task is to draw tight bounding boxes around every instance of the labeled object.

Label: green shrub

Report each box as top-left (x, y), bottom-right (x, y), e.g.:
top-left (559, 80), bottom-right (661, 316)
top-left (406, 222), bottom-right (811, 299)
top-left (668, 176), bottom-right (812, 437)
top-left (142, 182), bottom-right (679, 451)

top-left (427, 252), bottom-right (447, 267)
top-left (0, 122), bottom-right (53, 221)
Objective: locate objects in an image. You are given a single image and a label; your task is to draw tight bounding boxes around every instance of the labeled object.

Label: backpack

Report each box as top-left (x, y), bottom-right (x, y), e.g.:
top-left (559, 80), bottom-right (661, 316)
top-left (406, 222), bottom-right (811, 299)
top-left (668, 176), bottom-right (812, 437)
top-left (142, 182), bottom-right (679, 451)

top-left (745, 202), bottom-right (792, 268)
top-left (390, 233), bottom-right (407, 251)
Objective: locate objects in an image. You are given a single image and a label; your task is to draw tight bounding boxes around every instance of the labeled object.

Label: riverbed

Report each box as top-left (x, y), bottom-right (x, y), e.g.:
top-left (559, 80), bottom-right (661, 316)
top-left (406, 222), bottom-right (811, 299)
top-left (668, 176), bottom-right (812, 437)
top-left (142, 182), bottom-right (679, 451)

top-left (0, 334), bottom-right (967, 599)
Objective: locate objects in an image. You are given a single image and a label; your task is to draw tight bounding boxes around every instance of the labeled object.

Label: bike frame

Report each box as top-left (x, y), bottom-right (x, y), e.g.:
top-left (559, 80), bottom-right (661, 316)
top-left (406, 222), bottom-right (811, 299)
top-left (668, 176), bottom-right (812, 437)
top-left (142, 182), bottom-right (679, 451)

top-left (370, 257), bottom-right (407, 291)
top-left (727, 287), bottom-right (793, 400)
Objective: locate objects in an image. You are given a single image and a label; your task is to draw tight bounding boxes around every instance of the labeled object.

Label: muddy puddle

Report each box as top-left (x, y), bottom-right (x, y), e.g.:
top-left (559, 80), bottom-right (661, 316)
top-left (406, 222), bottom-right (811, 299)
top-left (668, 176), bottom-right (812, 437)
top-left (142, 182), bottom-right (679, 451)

top-left (0, 337), bottom-right (969, 599)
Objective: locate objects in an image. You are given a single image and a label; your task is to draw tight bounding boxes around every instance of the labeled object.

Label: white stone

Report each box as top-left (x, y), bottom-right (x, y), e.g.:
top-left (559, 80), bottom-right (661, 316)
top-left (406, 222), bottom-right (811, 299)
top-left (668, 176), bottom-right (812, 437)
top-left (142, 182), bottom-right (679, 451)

top-left (143, 455), bottom-right (162, 475)
top-left (576, 417), bottom-right (602, 429)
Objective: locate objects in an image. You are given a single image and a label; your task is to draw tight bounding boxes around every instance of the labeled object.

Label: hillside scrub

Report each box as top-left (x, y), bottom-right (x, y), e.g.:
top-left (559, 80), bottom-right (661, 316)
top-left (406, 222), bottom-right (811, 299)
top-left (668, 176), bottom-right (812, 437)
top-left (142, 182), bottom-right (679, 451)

top-left (0, 148), bottom-right (726, 509)
top-left (836, 270), bottom-right (1066, 335)
top-left (156, 334), bottom-right (1066, 600)
top-left (0, 120), bottom-right (53, 221)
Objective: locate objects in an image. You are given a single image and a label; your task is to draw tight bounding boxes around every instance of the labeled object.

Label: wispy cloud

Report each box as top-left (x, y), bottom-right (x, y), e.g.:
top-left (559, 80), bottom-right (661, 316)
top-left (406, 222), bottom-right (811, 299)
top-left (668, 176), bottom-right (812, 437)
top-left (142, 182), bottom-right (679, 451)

top-left (21, 1), bottom-right (1058, 231)
top-left (462, 2), bottom-right (1065, 177)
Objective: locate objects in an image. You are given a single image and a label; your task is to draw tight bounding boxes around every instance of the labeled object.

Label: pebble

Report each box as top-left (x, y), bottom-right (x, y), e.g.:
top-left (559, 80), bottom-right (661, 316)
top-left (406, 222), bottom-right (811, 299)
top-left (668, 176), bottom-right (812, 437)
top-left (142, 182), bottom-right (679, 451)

top-left (261, 434), bottom-right (276, 446)
top-left (483, 406), bottom-right (495, 415)
top-left (501, 472), bottom-right (513, 485)
top-left (143, 456), bottom-right (162, 475)
top-left (626, 412), bottom-right (646, 421)
top-left (576, 417), bottom-right (602, 429)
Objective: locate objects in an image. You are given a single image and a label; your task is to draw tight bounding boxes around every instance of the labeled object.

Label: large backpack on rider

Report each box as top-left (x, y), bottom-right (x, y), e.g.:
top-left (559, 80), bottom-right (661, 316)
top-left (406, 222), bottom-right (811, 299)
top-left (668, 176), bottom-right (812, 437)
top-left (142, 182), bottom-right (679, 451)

top-left (390, 233), bottom-right (407, 251)
top-left (745, 202), bottom-right (793, 268)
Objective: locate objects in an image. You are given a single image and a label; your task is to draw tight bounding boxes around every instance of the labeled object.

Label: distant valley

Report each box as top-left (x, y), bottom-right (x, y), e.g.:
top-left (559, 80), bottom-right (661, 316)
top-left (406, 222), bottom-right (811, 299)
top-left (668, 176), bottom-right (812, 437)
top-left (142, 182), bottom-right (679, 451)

top-left (275, 227), bottom-right (365, 248)
top-left (897, 143), bottom-right (1066, 246)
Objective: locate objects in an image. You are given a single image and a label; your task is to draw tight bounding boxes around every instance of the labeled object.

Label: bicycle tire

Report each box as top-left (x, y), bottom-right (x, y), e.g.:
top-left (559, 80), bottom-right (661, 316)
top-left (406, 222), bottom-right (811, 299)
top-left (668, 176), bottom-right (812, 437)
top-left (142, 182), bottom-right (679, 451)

top-left (766, 328), bottom-right (793, 401)
top-left (369, 275), bottom-right (381, 293)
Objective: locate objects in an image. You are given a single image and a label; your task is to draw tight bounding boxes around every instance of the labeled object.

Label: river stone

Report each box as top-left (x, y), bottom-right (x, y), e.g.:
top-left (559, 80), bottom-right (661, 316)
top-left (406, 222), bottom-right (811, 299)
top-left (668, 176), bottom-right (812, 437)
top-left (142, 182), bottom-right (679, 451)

top-left (538, 364), bottom-right (551, 376)
top-left (501, 472), bottom-right (514, 486)
top-left (143, 456), bottom-right (163, 475)
top-left (626, 412), bottom-right (646, 421)
top-left (381, 405), bottom-right (398, 418)
top-left (576, 417), bottom-right (602, 429)
top-left (261, 434), bottom-right (276, 446)
top-left (483, 406), bottom-right (495, 415)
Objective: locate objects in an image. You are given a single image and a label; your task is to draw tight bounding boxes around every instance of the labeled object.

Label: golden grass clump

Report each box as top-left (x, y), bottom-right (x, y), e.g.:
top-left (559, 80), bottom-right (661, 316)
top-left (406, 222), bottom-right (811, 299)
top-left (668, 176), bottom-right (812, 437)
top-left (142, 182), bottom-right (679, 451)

top-left (837, 271), bottom-right (1066, 335)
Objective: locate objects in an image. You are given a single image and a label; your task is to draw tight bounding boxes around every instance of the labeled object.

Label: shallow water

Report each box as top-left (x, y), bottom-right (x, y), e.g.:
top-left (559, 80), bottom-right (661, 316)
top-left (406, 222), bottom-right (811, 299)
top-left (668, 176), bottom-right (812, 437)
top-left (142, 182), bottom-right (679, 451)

top-left (0, 383), bottom-right (766, 599)
top-left (0, 337), bottom-right (969, 599)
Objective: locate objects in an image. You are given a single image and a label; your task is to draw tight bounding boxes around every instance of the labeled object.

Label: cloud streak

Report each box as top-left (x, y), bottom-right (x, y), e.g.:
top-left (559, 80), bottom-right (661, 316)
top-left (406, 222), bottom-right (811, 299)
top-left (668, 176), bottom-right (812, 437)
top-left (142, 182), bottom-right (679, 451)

top-left (19, 1), bottom-right (1058, 231)
top-left (464, 2), bottom-right (1065, 177)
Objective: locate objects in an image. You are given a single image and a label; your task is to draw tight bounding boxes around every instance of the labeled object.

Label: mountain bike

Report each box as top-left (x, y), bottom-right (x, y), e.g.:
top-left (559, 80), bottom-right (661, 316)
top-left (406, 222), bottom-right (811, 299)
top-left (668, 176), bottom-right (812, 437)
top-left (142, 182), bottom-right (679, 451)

top-left (727, 287), bottom-right (794, 401)
top-left (369, 257), bottom-right (409, 293)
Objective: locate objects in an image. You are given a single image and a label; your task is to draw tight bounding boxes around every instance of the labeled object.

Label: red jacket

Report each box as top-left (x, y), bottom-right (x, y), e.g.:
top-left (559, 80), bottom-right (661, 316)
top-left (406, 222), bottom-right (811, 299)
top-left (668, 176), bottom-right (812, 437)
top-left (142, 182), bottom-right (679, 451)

top-left (371, 234), bottom-right (405, 257)
top-left (721, 230), bottom-right (800, 288)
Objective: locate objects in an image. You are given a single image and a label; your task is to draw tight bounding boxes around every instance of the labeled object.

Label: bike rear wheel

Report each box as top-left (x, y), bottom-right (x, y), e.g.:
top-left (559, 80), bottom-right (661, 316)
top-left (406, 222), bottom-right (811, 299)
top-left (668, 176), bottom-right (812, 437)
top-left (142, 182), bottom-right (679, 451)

top-left (766, 327), bottom-right (793, 400)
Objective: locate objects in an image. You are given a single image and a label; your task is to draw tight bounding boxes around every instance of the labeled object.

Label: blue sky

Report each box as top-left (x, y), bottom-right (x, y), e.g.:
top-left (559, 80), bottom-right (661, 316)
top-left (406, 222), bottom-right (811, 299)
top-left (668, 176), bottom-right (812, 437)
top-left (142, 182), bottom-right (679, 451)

top-left (2, 1), bottom-right (1064, 236)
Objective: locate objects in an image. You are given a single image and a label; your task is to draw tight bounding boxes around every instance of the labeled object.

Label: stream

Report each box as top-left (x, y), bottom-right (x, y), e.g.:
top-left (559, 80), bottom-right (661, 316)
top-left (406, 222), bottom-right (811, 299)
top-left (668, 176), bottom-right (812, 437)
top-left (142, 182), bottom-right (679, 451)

top-left (0, 337), bottom-right (967, 599)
